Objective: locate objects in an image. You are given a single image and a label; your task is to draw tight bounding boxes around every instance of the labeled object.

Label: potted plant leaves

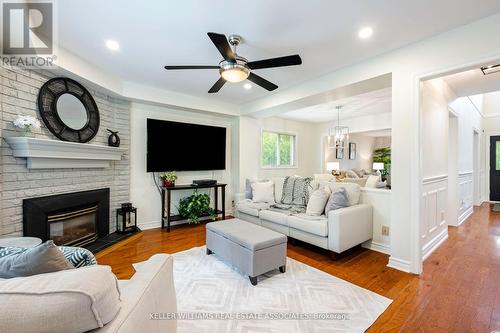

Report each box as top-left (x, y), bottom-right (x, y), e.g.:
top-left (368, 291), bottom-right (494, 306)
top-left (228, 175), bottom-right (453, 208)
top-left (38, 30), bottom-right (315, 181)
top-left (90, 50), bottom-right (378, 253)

top-left (177, 190), bottom-right (217, 224)
top-left (160, 171), bottom-right (177, 187)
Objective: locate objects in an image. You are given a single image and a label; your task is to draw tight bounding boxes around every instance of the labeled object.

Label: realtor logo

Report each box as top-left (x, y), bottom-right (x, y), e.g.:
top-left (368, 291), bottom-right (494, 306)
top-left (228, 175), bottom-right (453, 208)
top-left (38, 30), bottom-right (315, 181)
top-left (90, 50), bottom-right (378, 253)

top-left (1, 0), bottom-right (56, 67)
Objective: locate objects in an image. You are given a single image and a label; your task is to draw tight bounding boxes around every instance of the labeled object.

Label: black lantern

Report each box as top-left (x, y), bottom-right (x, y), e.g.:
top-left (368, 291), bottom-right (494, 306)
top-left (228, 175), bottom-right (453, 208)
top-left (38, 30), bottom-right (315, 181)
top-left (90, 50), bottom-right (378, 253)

top-left (116, 203), bottom-right (138, 233)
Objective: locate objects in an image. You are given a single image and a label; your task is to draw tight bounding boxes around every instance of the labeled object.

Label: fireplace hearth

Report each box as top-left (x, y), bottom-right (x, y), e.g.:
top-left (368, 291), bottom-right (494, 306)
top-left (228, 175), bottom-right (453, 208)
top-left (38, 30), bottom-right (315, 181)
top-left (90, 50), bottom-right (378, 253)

top-left (23, 189), bottom-right (110, 248)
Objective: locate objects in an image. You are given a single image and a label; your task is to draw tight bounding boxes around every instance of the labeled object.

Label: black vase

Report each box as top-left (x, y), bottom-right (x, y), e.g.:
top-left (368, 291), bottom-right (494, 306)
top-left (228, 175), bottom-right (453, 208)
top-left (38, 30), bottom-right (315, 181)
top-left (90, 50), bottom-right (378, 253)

top-left (107, 129), bottom-right (120, 147)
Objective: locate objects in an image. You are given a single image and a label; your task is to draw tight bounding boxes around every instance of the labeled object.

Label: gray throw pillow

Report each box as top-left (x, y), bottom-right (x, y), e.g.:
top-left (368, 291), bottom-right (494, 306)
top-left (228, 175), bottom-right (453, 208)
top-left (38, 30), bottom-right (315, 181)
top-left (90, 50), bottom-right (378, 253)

top-left (245, 179), bottom-right (268, 199)
top-left (0, 240), bottom-right (74, 278)
top-left (325, 188), bottom-right (349, 215)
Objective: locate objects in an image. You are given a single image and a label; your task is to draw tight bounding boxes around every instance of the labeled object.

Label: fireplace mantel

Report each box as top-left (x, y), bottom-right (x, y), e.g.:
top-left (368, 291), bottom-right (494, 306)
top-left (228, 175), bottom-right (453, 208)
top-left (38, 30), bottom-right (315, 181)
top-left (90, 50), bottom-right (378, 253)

top-left (5, 137), bottom-right (127, 169)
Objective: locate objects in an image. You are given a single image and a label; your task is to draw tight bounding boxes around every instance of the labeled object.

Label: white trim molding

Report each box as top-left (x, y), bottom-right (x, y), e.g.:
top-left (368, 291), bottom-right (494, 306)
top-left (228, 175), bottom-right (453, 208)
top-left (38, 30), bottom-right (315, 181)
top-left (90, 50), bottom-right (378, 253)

top-left (422, 174), bottom-right (448, 185)
top-left (387, 256), bottom-right (412, 273)
top-left (422, 228), bottom-right (448, 261)
top-left (5, 137), bottom-right (127, 169)
top-left (362, 241), bottom-right (391, 255)
top-left (458, 206), bottom-right (474, 226)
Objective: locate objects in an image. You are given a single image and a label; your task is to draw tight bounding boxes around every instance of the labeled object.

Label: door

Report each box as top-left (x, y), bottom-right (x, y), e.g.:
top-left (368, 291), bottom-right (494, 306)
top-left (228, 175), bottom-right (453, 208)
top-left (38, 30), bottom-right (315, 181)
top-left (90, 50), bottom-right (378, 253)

top-left (490, 136), bottom-right (500, 201)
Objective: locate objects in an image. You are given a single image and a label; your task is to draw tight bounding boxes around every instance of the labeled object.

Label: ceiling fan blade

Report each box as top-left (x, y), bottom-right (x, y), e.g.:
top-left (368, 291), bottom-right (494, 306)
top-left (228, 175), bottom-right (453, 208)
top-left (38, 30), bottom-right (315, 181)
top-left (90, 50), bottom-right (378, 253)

top-left (207, 32), bottom-right (236, 62)
top-left (247, 73), bottom-right (278, 91)
top-left (164, 65), bottom-right (219, 70)
top-left (208, 77), bottom-right (226, 93)
top-left (247, 55), bottom-right (302, 70)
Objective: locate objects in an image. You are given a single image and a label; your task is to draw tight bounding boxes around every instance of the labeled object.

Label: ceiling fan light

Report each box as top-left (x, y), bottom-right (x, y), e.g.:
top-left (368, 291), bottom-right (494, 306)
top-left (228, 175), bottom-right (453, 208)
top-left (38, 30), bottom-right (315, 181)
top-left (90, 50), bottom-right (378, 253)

top-left (220, 62), bottom-right (250, 83)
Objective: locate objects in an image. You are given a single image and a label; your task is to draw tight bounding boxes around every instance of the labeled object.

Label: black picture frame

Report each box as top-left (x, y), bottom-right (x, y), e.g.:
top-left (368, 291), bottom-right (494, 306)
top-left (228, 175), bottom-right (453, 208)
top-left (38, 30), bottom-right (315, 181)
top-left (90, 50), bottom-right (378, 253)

top-left (37, 77), bottom-right (100, 143)
top-left (349, 142), bottom-right (357, 160)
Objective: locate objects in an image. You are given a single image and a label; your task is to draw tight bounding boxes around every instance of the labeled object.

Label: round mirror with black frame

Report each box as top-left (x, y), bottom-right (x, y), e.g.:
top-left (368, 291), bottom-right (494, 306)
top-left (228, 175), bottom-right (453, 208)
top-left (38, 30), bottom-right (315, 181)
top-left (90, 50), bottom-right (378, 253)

top-left (37, 77), bottom-right (100, 143)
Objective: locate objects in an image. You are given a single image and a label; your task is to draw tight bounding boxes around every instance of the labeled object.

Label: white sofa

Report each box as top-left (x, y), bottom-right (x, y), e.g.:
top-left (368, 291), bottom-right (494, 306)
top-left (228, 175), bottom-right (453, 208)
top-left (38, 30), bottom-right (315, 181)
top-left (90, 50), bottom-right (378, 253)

top-left (0, 254), bottom-right (177, 333)
top-left (235, 178), bottom-right (373, 254)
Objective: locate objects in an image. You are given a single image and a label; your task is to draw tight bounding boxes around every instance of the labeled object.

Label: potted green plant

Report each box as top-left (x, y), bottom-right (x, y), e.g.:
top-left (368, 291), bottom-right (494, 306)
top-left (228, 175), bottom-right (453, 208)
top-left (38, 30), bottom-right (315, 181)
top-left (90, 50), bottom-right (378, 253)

top-left (160, 171), bottom-right (177, 187)
top-left (177, 190), bottom-right (217, 224)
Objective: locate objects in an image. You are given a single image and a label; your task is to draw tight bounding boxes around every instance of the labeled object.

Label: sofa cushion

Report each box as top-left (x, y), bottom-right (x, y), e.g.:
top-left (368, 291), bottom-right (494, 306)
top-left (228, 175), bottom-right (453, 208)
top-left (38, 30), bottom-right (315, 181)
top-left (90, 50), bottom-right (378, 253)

top-left (288, 214), bottom-right (328, 237)
top-left (328, 182), bottom-right (361, 206)
top-left (259, 209), bottom-right (290, 226)
top-left (237, 201), bottom-right (270, 217)
top-left (365, 175), bottom-right (381, 188)
top-left (0, 264), bottom-right (121, 333)
top-left (0, 241), bottom-right (74, 279)
top-left (306, 188), bottom-right (330, 216)
top-left (270, 177), bottom-right (285, 203)
top-left (345, 170), bottom-right (359, 178)
top-left (251, 181), bottom-right (275, 203)
top-left (325, 188), bottom-right (349, 215)
top-left (245, 178), bottom-right (268, 199)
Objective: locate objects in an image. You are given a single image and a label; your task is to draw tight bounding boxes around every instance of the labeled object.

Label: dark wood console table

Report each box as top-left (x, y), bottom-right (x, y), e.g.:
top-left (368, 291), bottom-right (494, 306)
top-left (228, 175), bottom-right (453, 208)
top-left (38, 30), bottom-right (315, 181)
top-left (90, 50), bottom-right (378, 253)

top-left (161, 183), bottom-right (226, 232)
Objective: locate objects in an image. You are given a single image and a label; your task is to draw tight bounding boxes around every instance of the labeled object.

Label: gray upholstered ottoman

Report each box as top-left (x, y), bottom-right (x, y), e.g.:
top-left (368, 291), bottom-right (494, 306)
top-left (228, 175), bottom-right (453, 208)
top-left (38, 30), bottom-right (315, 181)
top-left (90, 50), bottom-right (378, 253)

top-left (206, 219), bottom-right (287, 286)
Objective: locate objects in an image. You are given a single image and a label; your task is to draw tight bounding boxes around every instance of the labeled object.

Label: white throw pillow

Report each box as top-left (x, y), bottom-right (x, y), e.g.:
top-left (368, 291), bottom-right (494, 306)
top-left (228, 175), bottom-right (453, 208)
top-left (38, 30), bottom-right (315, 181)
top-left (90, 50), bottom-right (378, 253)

top-left (306, 188), bottom-right (331, 216)
top-left (251, 181), bottom-right (275, 203)
top-left (345, 170), bottom-right (359, 179)
top-left (365, 175), bottom-right (381, 188)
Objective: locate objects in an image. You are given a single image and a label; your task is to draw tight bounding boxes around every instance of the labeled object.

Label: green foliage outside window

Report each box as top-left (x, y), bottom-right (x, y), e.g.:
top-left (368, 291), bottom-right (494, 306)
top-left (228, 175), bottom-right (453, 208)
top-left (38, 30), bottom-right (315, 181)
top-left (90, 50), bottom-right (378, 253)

top-left (261, 131), bottom-right (295, 167)
top-left (496, 141), bottom-right (500, 171)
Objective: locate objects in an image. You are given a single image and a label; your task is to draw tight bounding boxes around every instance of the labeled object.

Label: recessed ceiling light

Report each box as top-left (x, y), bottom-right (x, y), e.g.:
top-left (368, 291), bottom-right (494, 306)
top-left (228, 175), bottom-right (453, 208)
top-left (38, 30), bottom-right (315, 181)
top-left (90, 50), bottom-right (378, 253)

top-left (243, 83), bottom-right (252, 90)
top-left (358, 27), bottom-right (373, 40)
top-left (105, 40), bottom-right (120, 51)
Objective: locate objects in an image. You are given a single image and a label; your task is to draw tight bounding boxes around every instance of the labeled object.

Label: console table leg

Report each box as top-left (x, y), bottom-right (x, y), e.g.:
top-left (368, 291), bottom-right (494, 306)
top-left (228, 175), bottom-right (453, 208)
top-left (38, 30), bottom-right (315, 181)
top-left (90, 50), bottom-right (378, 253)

top-left (161, 189), bottom-right (165, 229)
top-left (222, 187), bottom-right (226, 220)
top-left (166, 190), bottom-right (171, 232)
top-left (214, 187), bottom-right (218, 216)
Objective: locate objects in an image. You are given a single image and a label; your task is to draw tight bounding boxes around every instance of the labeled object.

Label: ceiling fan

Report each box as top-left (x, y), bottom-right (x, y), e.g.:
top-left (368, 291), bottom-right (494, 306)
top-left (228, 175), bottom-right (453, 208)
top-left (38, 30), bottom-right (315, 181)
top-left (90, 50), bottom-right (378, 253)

top-left (164, 32), bottom-right (302, 93)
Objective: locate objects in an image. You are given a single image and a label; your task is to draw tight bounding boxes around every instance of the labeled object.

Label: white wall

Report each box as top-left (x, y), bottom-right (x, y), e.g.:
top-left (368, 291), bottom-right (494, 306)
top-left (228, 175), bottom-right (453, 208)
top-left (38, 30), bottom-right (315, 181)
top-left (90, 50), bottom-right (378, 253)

top-left (420, 79), bottom-right (485, 259)
top-left (360, 188), bottom-right (392, 254)
top-left (421, 78), bottom-right (453, 260)
top-left (130, 102), bottom-right (238, 230)
top-left (238, 116), bottom-right (318, 191)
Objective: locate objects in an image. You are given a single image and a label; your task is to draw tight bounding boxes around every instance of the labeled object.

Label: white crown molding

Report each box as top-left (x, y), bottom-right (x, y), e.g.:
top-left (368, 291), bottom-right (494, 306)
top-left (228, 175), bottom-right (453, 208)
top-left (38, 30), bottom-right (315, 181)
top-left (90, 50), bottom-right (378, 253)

top-left (4, 137), bottom-right (127, 169)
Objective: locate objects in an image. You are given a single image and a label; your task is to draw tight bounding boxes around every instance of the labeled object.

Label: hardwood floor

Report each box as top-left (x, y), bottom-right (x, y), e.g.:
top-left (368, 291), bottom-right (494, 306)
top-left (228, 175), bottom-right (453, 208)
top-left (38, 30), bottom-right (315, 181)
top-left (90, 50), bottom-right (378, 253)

top-left (97, 203), bottom-right (500, 332)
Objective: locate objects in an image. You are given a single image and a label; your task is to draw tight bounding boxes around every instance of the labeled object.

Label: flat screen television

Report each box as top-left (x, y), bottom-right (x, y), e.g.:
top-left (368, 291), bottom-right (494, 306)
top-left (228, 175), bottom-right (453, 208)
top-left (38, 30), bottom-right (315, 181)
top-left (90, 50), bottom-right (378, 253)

top-left (146, 119), bottom-right (226, 172)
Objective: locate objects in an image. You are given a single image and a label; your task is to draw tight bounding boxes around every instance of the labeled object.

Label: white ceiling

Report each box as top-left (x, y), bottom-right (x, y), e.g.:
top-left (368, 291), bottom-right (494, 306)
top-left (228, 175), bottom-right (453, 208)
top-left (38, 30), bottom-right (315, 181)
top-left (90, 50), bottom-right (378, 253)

top-left (277, 88), bottom-right (391, 123)
top-left (443, 68), bottom-right (500, 97)
top-left (58, 1), bottom-right (500, 105)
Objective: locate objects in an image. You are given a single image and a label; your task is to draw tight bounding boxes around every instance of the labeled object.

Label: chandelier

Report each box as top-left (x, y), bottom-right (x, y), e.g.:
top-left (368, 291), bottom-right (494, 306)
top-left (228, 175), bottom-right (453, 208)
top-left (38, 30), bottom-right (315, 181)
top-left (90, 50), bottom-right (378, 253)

top-left (327, 105), bottom-right (349, 150)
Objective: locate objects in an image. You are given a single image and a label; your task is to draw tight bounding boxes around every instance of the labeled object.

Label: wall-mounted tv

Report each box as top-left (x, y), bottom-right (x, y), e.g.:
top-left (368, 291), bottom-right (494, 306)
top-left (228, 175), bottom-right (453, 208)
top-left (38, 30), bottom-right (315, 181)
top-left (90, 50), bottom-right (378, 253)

top-left (146, 119), bottom-right (226, 172)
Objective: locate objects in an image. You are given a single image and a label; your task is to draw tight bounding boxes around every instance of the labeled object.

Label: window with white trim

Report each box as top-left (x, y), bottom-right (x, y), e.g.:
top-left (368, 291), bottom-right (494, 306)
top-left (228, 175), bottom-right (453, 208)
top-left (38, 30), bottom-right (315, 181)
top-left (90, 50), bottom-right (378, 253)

top-left (261, 131), bottom-right (296, 168)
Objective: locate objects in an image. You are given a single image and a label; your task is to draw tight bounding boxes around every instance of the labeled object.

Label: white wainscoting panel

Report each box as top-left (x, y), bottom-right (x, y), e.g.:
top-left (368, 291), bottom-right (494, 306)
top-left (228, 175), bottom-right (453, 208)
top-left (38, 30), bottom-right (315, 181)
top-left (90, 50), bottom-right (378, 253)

top-left (421, 176), bottom-right (448, 260)
top-left (458, 171), bottom-right (473, 225)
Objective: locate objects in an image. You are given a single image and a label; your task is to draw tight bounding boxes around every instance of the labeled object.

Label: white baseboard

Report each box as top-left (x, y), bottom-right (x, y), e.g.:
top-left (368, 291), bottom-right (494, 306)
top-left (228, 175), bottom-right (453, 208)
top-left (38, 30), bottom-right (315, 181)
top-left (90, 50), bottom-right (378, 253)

top-left (387, 256), bottom-right (412, 273)
top-left (421, 228), bottom-right (448, 261)
top-left (458, 206), bottom-right (473, 226)
top-left (362, 240), bottom-right (391, 255)
top-left (138, 221), bottom-right (161, 230)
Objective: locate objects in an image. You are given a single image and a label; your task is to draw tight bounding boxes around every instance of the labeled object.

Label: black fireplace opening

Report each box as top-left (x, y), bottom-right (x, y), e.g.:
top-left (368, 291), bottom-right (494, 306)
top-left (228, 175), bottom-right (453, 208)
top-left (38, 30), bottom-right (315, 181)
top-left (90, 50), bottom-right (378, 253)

top-left (23, 188), bottom-right (110, 248)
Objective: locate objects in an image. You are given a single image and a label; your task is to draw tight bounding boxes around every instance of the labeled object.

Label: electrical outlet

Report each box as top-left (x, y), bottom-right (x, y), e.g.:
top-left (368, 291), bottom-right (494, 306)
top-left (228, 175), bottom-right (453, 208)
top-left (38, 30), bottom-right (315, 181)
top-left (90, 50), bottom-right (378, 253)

top-left (382, 226), bottom-right (390, 236)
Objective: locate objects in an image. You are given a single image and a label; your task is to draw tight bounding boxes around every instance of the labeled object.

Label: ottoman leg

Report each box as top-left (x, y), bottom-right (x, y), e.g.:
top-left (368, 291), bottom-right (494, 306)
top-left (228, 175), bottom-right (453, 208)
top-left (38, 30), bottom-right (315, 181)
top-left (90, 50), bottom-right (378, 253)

top-left (279, 265), bottom-right (286, 273)
top-left (249, 276), bottom-right (258, 286)
top-left (206, 248), bottom-right (213, 255)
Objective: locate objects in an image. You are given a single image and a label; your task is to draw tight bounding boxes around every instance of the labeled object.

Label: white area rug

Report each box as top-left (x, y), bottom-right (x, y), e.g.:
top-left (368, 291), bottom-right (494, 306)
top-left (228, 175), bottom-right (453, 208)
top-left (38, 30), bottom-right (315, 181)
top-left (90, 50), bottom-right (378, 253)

top-left (173, 246), bottom-right (392, 333)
